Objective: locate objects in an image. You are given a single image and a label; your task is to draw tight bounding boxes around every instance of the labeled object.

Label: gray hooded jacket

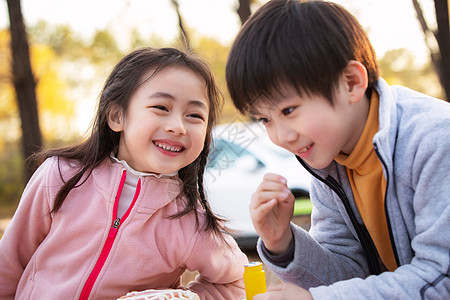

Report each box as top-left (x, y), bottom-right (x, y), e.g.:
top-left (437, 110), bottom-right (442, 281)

top-left (257, 78), bottom-right (450, 299)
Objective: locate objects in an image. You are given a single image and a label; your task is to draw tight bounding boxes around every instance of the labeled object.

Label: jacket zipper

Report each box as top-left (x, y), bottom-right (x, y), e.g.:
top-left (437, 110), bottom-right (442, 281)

top-left (374, 145), bottom-right (400, 267)
top-left (79, 170), bottom-right (141, 300)
top-left (296, 156), bottom-right (382, 275)
top-left (324, 175), bottom-right (381, 274)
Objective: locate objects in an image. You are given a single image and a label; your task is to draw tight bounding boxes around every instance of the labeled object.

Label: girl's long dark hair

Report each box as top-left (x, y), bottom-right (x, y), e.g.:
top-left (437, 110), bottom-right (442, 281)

top-left (32, 47), bottom-right (225, 236)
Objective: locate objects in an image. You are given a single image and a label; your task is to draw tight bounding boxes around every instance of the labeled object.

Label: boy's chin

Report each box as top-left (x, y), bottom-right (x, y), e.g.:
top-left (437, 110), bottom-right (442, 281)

top-left (304, 158), bottom-right (333, 170)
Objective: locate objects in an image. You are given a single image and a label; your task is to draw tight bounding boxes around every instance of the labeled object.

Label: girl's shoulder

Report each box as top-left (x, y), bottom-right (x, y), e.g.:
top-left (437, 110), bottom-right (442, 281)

top-left (33, 156), bottom-right (96, 187)
top-left (22, 157), bottom-right (84, 202)
top-left (40, 156), bottom-right (82, 180)
top-left (170, 195), bottom-right (208, 221)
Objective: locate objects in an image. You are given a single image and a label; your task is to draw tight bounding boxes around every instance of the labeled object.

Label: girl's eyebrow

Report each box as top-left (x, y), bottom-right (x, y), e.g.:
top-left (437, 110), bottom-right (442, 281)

top-left (150, 92), bottom-right (208, 111)
top-left (149, 91), bottom-right (175, 100)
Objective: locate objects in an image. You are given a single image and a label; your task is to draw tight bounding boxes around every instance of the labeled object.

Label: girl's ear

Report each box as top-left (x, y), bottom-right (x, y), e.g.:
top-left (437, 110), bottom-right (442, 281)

top-left (107, 105), bottom-right (124, 132)
top-left (343, 60), bottom-right (368, 104)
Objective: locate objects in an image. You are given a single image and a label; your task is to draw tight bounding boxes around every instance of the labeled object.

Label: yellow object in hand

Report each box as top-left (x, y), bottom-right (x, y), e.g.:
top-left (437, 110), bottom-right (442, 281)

top-left (243, 262), bottom-right (267, 300)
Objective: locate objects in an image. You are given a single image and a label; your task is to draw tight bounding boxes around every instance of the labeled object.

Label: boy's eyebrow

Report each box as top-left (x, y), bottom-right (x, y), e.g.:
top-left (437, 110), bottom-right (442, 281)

top-left (150, 92), bottom-right (208, 110)
top-left (249, 106), bottom-right (262, 116)
top-left (249, 105), bottom-right (270, 117)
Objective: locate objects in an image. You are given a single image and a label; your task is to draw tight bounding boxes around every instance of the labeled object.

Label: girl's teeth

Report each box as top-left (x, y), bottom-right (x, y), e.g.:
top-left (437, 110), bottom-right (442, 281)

top-left (156, 142), bottom-right (182, 152)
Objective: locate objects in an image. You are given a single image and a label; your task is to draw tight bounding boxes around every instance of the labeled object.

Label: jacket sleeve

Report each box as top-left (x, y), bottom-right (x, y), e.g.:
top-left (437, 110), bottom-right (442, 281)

top-left (0, 158), bottom-right (55, 299)
top-left (182, 228), bottom-right (248, 300)
top-left (309, 135), bottom-right (450, 299)
top-left (258, 130), bottom-right (450, 298)
top-left (257, 176), bottom-right (370, 288)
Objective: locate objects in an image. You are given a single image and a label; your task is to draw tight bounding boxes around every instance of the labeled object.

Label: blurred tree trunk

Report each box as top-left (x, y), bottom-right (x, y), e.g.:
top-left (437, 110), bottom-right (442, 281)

top-left (237, 0), bottom-right (252, 25)
top-left (6, 0), bottom-right (42, 181)
top-left (413, 0), bottom-right (450, 101)
top-left (433, 0), bottom-right (450, 100)
top-left (170, 0), bottom-right (191, 51)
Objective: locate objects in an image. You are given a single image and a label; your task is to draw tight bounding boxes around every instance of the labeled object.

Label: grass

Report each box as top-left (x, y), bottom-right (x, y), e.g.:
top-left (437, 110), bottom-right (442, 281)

top-left (0, 199), bottom-right (313, 241)
top-left (293, 198), bottom-right (312, 216)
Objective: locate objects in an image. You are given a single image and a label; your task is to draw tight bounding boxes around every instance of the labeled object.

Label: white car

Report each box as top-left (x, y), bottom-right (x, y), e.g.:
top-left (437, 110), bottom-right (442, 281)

top-left (205, 122), bottom-right (311, 249)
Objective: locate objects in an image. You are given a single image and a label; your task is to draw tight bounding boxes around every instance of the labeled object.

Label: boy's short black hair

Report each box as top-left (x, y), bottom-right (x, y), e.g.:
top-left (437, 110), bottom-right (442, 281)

top-left (226, 0), bottom-right (380, 113)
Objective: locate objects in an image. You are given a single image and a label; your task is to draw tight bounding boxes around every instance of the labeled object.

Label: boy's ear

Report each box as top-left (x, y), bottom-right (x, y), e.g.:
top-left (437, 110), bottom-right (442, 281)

top-left (343, 60), bottom-right (368, 103)
top-left (107, 105), bottom-right (124, 132)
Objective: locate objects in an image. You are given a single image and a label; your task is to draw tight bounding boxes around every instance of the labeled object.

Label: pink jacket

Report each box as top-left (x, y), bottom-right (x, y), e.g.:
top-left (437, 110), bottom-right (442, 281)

top-left (0, 157), bottom-right (248, 299)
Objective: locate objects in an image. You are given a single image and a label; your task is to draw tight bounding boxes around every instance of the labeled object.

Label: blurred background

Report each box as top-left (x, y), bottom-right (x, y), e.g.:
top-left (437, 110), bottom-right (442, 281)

top-left (0, 0), bottom-right (449, 238)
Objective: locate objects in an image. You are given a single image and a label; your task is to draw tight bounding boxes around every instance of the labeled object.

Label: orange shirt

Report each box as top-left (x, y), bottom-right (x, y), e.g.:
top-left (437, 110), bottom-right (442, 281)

top-left (335, 92), bottom-right (397, 271)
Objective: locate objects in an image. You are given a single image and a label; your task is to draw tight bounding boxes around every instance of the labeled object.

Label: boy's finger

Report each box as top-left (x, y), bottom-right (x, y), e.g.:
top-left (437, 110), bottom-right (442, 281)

top-left (251, 198), bottom-right (277, 218)
top-left (257, 181), bottom-right (290, 195)
top-left (262, 173), bottom-right (287, 185)
top-left (256, 174), bottom-right (289, 192)
top-left (251, 190), bottom-right (290, 208)
top-left (253, 290), bottom-right (282, 300)
top-left (266, 283), bottom-right (285, 291)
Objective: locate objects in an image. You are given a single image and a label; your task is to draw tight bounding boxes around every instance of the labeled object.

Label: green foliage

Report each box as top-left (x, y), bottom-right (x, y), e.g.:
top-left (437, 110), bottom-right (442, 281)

top-left (293, 198), bottom-right (313, 216)
top-left (0, 17), bottom-right (443, 220)
top-left (0, 141), bottom-right (24, 215)
top-left (1, 28), bottom-right (76, 142)
top-left (379, 48), bottom-right (444, 99)
top-left (89, 29), bottom-right (122, 63)
top-left (194, 36), bottom-right (243, 123)
top-left (28, 21), bottom-right (85, 59)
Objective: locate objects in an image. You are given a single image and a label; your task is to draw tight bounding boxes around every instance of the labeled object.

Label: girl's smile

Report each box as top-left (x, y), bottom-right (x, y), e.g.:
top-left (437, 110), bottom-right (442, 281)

top-left (108, 65), bottom-right (209, 174)
top-left (153, 139), bottom-right (185, 156)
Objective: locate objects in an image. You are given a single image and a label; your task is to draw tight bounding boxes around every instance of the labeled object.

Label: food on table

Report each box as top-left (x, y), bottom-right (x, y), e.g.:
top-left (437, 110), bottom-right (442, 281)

top-left (117, 289), bottom-right (200, 300)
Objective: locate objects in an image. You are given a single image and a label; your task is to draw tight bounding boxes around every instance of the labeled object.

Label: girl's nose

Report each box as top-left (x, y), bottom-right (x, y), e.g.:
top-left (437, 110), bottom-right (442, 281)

top-left (165, 116), bottom-right (187, 135)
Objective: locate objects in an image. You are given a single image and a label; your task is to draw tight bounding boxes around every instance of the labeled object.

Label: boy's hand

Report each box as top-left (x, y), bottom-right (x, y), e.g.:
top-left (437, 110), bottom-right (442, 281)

top-left (250, 173), bottom-right (295, 254)
top-left (253, 282), bottom-right (313, 300)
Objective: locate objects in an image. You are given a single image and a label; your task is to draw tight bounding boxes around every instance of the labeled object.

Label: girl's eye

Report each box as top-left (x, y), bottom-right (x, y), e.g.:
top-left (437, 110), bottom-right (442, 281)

top-left (152, 105), bottom-right (168, 112)
top-left (187, 113), bottom-right (205, 121)
top-left (282, 107), bottom-right (295, 116)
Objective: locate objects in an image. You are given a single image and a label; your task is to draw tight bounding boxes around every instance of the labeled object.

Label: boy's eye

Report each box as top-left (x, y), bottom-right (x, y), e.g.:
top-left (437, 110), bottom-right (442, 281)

top-left (256, 117), bottom-right (270, 124)
top-left (281, 107), bottom-right (295, 116)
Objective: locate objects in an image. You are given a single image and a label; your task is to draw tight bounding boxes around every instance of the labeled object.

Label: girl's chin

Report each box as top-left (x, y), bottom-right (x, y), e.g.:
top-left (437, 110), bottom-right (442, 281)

top-left (153, 164), bottom-right (189, 175)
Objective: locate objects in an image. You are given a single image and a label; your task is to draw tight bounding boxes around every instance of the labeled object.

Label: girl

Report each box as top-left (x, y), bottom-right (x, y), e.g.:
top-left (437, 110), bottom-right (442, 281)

top-left (0, 47), bottom-right (248, 300)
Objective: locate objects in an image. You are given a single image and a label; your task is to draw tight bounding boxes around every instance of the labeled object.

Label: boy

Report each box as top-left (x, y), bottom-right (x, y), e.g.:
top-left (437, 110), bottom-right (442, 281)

top-left (225, 0), bottom-right (450, 299)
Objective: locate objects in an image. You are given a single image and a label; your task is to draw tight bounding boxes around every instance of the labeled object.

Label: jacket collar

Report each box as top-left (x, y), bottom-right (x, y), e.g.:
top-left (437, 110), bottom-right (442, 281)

top-left (91, 158), bottom-right (183, 212)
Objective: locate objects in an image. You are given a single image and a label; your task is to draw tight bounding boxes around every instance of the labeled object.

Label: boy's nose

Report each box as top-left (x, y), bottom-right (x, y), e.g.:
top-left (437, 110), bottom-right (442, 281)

top-left (267, 122), bottom-right (298, 149)
top-left (276, 124), bottom-right (298, 146)
top-left (279, 132), bottom-right (297, 145)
